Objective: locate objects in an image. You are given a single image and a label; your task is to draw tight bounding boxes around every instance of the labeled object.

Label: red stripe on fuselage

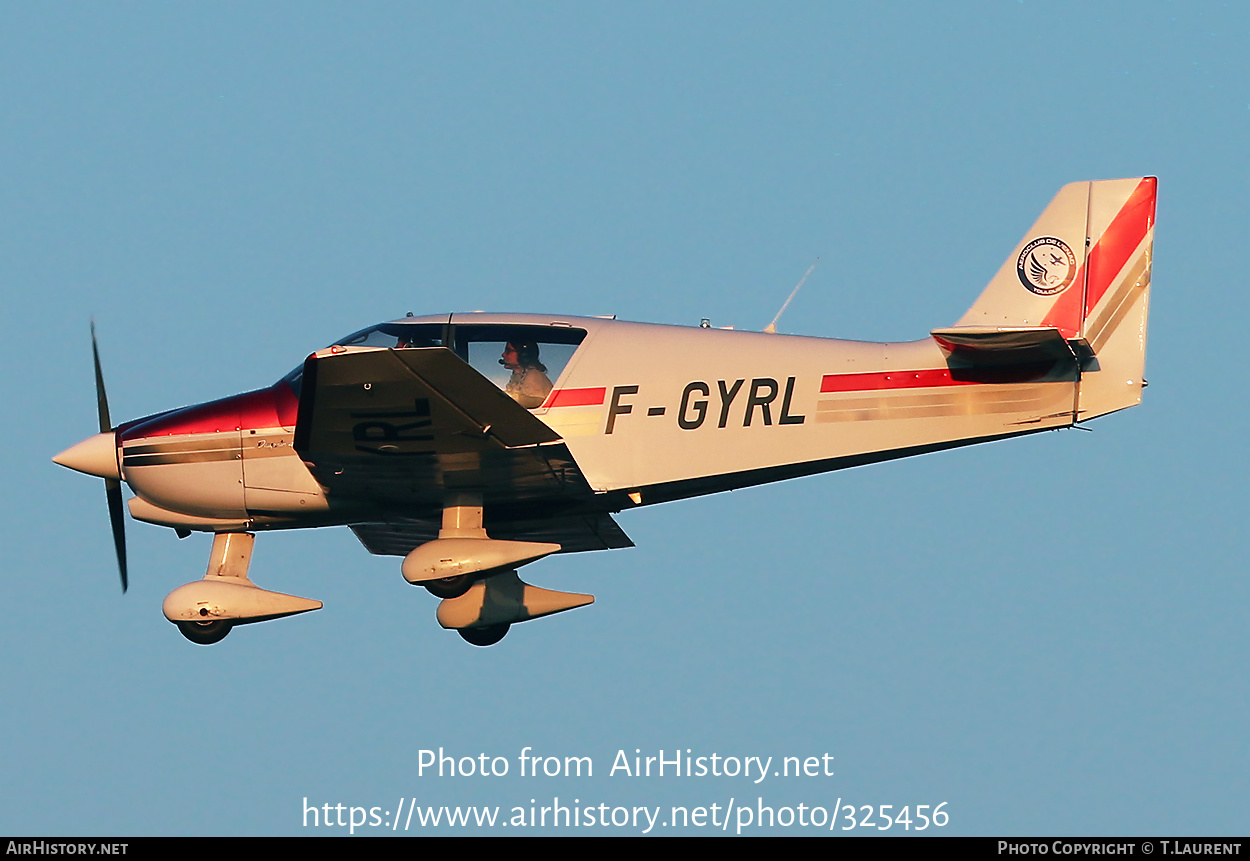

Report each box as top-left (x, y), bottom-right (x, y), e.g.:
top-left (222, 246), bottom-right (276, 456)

top-left (820, 369), bottom-right (977, 393)
top-left (543, 387), bottom-right (607, 408)
top-left (1041, 177), bottom-right (1156, 337)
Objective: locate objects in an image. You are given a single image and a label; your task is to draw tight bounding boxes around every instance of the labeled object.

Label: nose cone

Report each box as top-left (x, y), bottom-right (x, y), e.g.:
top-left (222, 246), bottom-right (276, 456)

top-left (53, 432), bottom-right (121, 481)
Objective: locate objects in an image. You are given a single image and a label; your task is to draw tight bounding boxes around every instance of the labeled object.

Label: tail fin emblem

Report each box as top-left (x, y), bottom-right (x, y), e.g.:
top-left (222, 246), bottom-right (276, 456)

top-left (1017, 237), bottom-right (1077, 296)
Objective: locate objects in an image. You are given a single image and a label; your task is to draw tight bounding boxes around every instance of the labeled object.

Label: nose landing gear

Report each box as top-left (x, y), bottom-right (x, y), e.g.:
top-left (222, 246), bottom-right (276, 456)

top-left (176, 618), bottom-right (234, 645)
top-left (162, 532), bottom-right (322, 645)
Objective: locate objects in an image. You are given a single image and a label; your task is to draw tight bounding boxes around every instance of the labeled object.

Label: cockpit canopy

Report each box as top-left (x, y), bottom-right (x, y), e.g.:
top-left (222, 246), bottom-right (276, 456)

top-left (282, 320), bottom-right (588, 410)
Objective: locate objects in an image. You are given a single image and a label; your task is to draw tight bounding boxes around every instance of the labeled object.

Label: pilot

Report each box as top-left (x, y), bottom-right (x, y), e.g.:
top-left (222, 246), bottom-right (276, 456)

top-left (500, 341), bottom-right (553, 409)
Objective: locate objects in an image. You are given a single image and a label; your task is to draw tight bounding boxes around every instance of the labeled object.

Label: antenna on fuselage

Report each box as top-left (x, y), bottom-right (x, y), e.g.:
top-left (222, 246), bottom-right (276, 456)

top-left (764, 258), bottom-right (819, 334)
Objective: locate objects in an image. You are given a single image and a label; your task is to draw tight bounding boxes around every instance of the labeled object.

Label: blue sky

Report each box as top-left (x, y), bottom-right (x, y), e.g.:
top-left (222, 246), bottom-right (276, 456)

top-left (3, 1), bottom-right (1247, 835)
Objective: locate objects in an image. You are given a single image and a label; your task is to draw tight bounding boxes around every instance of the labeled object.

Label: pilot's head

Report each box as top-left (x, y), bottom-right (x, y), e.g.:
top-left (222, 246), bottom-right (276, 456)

top-left (501, 341), bottom-right (544, 371)
top-left (513, 341), bottom-right (541, 367)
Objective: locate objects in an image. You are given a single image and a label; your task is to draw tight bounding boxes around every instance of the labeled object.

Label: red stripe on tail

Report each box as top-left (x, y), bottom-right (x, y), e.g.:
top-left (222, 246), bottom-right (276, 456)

top-left (1042, 177), bottom-right (1156, 338)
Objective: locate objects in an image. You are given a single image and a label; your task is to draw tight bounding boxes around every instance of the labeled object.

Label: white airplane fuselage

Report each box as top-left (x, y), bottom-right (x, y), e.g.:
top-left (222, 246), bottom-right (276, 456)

top-left (52, 177), bottom-right (1156, 646)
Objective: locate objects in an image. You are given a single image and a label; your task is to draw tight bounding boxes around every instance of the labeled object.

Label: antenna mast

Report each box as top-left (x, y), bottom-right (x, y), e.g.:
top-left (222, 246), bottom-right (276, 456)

top-left (764, 258), bottom-right (819, 334)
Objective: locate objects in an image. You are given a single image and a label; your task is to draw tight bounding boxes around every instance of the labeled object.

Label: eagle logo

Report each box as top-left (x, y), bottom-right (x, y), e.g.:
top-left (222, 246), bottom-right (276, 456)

top-left (1016, 237), bottom-right (1077, 296)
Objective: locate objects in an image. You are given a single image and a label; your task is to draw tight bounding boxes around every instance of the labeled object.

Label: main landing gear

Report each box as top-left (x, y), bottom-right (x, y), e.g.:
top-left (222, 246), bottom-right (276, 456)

top-left (401, 492), bottom-right (571, 646)
top-left (458, 623), bottom-right (510, 647)
top-left (423, 573), bottom-right (475, 600)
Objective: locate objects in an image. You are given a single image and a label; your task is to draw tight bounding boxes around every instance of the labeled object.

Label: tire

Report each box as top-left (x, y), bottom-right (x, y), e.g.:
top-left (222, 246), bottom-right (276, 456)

top-left (177, 619), bottom-right (233, 645)
top-left (423, 574), bottom-right (475, 599)
top-left (458, 624), bottom-right (510, 647)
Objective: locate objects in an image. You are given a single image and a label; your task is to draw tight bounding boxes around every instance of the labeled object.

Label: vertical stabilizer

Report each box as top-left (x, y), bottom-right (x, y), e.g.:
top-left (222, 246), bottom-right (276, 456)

top-left (957, 180), bottom-right (1091, 333)
top-left (955, 177), bottom-right (1156, 420)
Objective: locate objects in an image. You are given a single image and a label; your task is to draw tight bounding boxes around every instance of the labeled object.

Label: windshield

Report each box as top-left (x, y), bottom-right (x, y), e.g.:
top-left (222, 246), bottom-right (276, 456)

top-left (332, 322), bottom-right (445, 350)
top-left (280, 323), bottom-right (446, 397)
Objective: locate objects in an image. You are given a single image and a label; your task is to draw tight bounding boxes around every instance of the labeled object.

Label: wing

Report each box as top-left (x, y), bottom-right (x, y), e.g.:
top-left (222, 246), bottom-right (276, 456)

top-left (294, 346), bottom-right (600, 510)
top-left (351, 511), bottom-right (634, 557)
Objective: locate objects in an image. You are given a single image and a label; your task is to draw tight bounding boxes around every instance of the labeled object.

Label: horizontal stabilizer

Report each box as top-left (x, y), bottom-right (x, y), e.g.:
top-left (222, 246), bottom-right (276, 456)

top-left (930, 326), bottom-right (1087, 366)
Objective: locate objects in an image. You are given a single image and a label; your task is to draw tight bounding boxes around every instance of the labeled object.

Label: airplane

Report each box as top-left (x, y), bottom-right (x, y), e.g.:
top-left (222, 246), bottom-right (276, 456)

top-left (53, 177), bottom-right (1156, 647)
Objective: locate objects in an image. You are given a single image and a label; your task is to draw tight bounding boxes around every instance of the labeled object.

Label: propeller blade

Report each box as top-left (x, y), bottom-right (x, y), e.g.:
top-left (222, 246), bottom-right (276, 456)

top-left (106, 478), bottom-right (129, 592)
top-left (91, 321), bottom-right (128, 592)
top-left (91, 320), bottom-right (111, 434)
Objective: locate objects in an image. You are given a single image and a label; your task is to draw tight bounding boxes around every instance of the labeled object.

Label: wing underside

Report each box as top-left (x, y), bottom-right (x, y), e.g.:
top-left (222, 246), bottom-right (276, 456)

top-left (351, 511), bottom-right (633, 556)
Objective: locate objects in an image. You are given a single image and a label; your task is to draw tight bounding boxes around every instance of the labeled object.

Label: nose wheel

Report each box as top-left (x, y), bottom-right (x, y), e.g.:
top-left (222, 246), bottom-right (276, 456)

top-left (176, 619), bottom-right (234, 645)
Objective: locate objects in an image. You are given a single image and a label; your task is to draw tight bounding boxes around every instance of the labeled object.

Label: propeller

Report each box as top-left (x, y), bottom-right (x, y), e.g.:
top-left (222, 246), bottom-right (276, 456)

top-left (91, 321), bottom-right (129, 592)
